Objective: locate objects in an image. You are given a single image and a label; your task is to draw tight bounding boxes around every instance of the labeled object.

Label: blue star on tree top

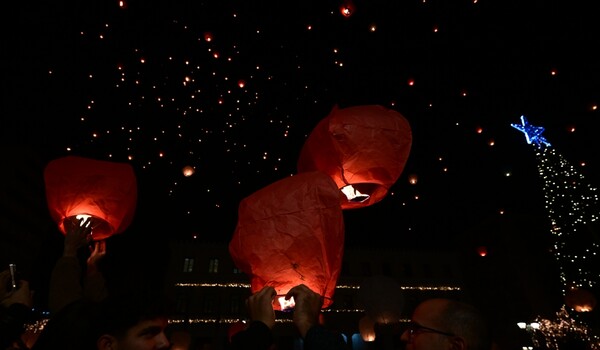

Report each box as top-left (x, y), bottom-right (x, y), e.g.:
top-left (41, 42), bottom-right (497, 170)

top-left (511, 115), bottom-right (551, 147)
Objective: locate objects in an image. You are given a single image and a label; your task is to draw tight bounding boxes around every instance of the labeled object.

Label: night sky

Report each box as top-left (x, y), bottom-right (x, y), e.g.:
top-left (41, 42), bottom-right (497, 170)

top-left (2, 0), bottom-right (599, 298)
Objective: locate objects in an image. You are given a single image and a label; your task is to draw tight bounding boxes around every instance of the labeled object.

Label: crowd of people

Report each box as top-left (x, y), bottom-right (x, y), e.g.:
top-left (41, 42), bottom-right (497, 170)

top-left (1, 216), bottom-right (493, 350)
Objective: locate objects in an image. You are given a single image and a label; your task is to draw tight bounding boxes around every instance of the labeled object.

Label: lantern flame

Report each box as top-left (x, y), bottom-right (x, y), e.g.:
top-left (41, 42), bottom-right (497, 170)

top-left (64, 214), bottom-right (105, 239)
top-left (276, 295), bottom-right (295, 311)
top-left (341, 185), bottom-right (370, 202)
top-left (75, 214), bottom-right (93, 225)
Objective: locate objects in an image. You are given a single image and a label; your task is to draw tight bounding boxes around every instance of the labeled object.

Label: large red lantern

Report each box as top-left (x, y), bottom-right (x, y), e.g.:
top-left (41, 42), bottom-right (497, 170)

top-left (229, 171), bottom-right (344, 310)
top-left (44, 156), bottom-right (137, 241)
top-left (297, 105), bottom-right (412, 210)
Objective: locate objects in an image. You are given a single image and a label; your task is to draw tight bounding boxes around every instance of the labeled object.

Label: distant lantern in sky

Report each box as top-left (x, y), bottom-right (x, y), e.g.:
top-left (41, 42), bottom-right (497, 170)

top-left (229, 171), bottom-right (344, 310)
top-left (476, 246), bottom-right (488, 257)
top-left (297, 104), bottom-right (412, 210)
top-left (408, 174), bottom-right (418, 185)
top-left (359, 315), bottom-right (376, 342)
top-left (565, 286), bottom-right (597, 312)
top-left (182, 165), bottom-right (195, 177)
top-left (204, 32), bottom-right (213, 42)
top-left (44, 156), bottom-right (137, 241)
top-left (238, 79), bottom-right (246, 88)
top-left (339, 0), bottom-right (356, 17)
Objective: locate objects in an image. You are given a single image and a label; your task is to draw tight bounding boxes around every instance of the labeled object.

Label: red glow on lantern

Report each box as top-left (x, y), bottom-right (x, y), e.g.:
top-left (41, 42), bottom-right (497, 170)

top-left (408, 174), bottom-right (418, 185)
top-left (229, 171), bottom-right (344, 311)
top-left (44, 156), bottom-right (137, 241)
top-left (238, 79), bottom-right (246, 88)
top-left (339, 0), bottom-right (356, 17)
top-left (182, 165), bottom-right (195, 177)
top-left (359, 315), bottom-right (376, 342)
top-left (297, 104), bottom-right (412, 210)
top-left (204, 32), bottom-right (213, 42)
top-left (476, 246), bottom-right (488, 257)
top-left (565, 287), bottom-right (597, 312)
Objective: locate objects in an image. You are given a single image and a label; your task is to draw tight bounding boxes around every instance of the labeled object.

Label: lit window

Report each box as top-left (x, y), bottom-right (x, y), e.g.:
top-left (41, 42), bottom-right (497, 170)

top-left (208, 258), bottom-right (219, 273)
top-left (183, 257), bottom-right (194, 273)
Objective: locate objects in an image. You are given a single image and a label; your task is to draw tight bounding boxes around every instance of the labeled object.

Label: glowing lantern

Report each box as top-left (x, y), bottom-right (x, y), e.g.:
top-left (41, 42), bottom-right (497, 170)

top-left (229, 171), bottom-right (344, 310)
top-left (238, 79), bottom-right (246, 88)
top-left (44, 156), bottom-right (137, 241)
top-left (358, 275), bottom-right (404, 324)
top-left (182, 165), bottom-right (195, 177)
top-left (476, 246), bottom-right (488, 257)
top-left (203, 32), bottom-right (213, 42)
top-left (408, 174), bottom-right (418, 185)
top-left (359, 315), bottom-right (376, 342)
top-left (339, 0), bottom-right (356, 17)
top-left (565, 286), bottom-right (597, 312)
top-left (297, 105), bottom-right (412, 210)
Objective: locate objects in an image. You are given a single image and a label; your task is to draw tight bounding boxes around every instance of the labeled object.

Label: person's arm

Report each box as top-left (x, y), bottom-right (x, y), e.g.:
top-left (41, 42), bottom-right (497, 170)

top-left (286, 284), bottom-right (347, 350)
top-left (1, 272), bottom-right (35, 349)
top-left (48, 217), bottom-right (92, 313)
top-left (230, 286), bottom-right (276, 350)
top-left (83, 240), bottom-right (108, 302)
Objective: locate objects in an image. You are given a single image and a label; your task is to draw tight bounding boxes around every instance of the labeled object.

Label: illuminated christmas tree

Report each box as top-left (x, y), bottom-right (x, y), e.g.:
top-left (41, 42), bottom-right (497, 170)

top-left (512, 115), bottom-right (600, 349)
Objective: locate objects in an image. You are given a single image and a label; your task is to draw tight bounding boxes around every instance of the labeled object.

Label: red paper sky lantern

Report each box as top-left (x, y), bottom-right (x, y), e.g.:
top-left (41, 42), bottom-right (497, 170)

top-left (297, 105), bottom-right (412, 210)
top-left (565, 286), bottom-right (597, 312)
top-left (229, 171), bottom-right (344, 310)
top-left (476, 245), bottom-right (488, 257)
top-left (44, 156), bottom-right (137, 241)
top-left (339, 0), bottom-right (356, 18)
top-left (359, 315), bottom-right (376, 342)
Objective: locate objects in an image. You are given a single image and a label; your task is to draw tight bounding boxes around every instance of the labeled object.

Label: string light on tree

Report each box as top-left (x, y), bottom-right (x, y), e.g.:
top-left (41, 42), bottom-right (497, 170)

top-left (512, 116), bottom-right (600, 349)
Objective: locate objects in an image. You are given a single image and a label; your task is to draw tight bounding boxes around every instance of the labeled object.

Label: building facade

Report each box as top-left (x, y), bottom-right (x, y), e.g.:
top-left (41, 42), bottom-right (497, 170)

top-left (164, 240), bottom-right (466, 349)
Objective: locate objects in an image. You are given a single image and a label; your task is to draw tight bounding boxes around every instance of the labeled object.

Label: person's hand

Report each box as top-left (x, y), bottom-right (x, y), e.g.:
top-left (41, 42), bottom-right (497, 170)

top-left (246, 286), bottom-right (276, 329)
top-left (1, 270), bottom-right (33, 308)
top-left (63, 216), bottom-right (93, 257)
top-left (87, 240), bottom-right (106, 273)
top-left (285, 284), bottom-right (323, 338)
top-left (0, 269), bottom-right (13, 300)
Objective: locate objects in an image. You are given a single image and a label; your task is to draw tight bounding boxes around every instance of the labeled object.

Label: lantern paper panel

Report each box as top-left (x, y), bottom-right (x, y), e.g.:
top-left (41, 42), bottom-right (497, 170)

top-left (44, 156), bottom-right (137, 241)
top-left (229, 171), bottom-right (344, 310)
top-left (297, 104), bottom-right (412, 210)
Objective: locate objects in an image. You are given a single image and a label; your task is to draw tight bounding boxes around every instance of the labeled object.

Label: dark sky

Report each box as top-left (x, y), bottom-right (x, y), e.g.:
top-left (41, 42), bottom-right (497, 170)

top-left (1, 0), bottom-right (599, 299)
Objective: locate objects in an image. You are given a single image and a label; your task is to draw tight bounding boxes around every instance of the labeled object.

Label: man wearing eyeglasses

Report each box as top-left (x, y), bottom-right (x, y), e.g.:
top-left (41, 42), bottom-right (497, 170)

top-left (400, 298), bottom-right (492, 350)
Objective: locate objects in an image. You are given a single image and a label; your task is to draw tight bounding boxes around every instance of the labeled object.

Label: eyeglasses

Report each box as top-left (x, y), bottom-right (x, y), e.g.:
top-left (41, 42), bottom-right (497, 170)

top-left (405, 321), bottom-right (455, 341)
